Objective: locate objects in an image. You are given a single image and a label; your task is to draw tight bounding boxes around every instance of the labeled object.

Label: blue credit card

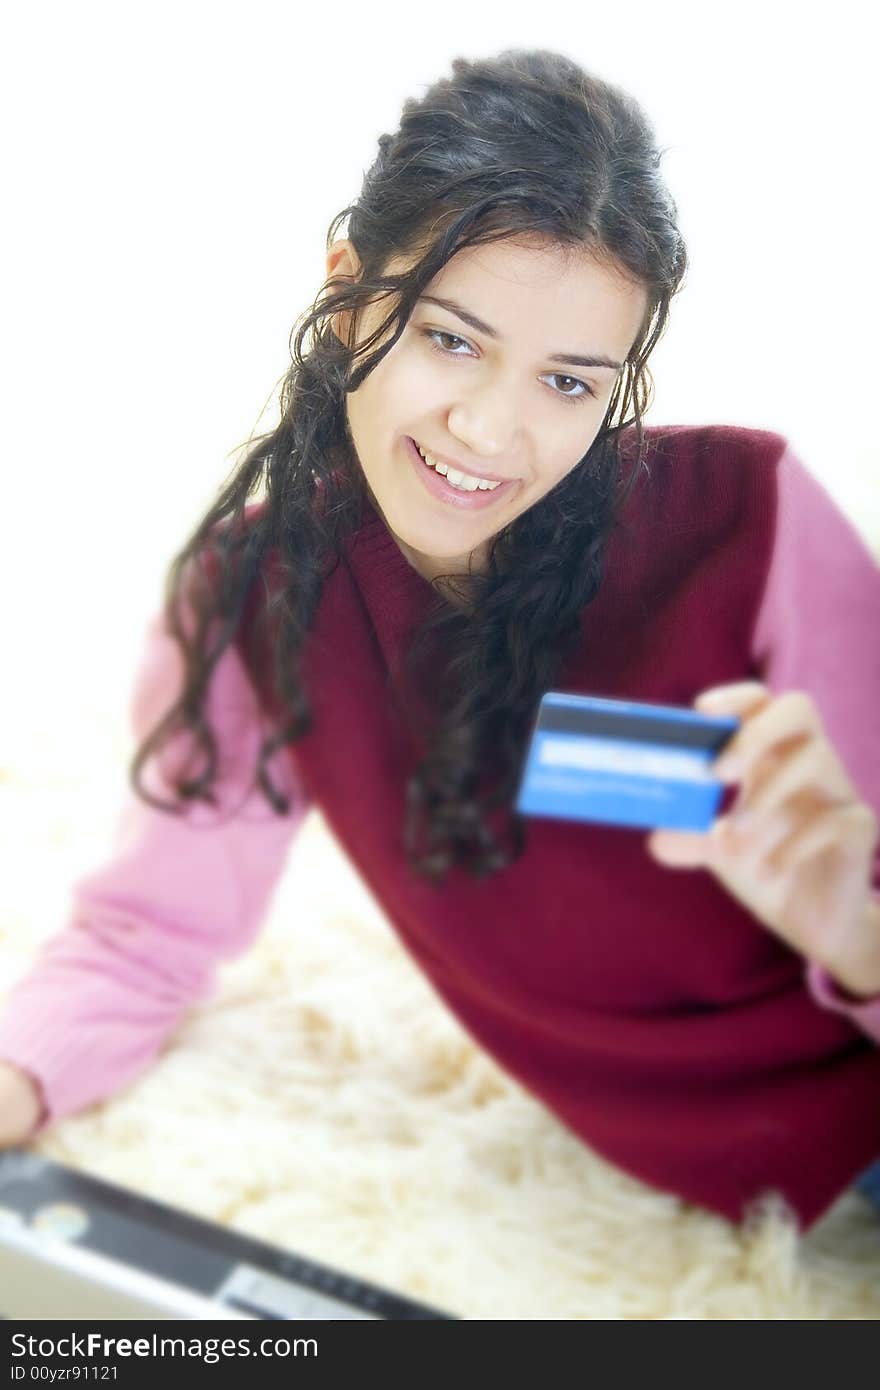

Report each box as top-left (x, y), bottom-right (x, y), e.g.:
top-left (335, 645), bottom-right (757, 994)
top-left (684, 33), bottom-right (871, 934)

top-left (514, 691), bottom-right (740, 833)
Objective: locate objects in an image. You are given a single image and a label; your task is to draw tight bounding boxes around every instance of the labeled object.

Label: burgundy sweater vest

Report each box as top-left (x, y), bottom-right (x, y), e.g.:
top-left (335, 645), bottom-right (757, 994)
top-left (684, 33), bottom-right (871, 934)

top-left (236, 423), bottom-right (880, 1229)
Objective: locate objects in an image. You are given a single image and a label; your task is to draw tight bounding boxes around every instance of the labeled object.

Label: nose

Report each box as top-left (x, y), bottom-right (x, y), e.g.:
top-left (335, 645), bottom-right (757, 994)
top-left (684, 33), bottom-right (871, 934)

top-left (446, 378), bottom-right (524, 464)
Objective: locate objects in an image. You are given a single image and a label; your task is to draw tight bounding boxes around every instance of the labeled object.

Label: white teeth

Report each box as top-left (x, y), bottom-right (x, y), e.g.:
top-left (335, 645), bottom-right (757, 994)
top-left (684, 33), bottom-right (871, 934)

top-left (416, 442), bottom-right (502, 491)
top-left (445, 466), bottom-right (480, 492)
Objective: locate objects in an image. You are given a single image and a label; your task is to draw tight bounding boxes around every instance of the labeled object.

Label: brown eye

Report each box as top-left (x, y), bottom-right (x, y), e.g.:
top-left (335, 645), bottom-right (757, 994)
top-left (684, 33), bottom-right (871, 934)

top-left (422, 328), bottom-right (472, 355)
top-left (549, 374), bottom-right (596, 403)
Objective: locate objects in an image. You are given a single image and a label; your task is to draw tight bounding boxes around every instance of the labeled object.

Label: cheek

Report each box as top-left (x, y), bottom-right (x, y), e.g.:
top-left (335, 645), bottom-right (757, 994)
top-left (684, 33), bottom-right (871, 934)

top-left (355, 359), bottom-right (432, 436)
top-left (346, 363), bottom-right (399, 440)
top-left (558, 428), bottom-right (604, 477)
top-left (540, 449), bottom-right (590, 494)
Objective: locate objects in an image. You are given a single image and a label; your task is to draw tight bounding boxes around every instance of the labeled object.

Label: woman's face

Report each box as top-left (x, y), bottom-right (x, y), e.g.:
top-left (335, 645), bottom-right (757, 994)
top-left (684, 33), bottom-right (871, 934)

top-left (332, 235), bottom-right (649, 589)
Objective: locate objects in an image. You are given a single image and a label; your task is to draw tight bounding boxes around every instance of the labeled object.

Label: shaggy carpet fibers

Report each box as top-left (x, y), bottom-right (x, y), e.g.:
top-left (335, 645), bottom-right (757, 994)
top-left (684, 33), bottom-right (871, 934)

top-left (2, 734), bottom-right (879, 1321)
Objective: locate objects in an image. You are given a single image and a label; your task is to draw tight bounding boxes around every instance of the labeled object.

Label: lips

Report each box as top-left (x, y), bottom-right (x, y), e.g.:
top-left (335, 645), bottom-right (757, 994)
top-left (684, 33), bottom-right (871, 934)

top-left (411, 439), bottom-right (513, 486)
top-left (405, 435), bottom-right (518, 510)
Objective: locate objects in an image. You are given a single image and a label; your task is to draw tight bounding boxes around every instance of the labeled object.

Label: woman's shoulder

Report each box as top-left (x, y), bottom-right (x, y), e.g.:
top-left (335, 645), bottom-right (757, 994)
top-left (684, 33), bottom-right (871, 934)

top-left (622, 420), bottom-right (790, 478)
top-left (597, 423), bottom-right (792, 612)
top-left (617, 421), bottom-right (790, 532)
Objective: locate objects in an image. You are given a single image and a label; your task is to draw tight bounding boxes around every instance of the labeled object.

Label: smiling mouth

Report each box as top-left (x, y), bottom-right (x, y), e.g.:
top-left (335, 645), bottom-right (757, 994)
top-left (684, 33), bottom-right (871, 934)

top-left (406, 435), bottom-right (518, 510)
top-left (411, 438), bottom-right (511, 491)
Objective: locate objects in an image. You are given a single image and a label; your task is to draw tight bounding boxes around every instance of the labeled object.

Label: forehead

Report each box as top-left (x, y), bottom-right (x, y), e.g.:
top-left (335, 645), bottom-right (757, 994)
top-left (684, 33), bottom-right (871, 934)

top-left (393, 236), bottom-right (648, 349)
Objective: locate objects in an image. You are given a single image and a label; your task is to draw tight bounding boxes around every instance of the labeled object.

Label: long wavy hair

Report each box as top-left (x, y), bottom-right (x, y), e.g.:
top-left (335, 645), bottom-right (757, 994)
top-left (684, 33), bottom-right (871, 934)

top-left (129, 47), bottom-right (688, 884)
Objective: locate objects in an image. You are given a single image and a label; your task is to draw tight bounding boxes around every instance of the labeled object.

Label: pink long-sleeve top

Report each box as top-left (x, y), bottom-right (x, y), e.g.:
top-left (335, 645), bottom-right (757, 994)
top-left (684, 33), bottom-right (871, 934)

top-left (1, 439), bottom-right (879, 1140)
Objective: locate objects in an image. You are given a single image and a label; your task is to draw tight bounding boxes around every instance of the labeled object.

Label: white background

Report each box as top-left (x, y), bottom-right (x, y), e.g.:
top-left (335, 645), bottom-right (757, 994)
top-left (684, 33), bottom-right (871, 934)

top-left (2, 0), bottom-right (877, 768)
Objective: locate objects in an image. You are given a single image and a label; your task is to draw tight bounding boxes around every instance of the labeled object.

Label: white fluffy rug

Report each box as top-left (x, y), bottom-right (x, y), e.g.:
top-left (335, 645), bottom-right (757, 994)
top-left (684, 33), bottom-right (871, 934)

top-left (2, 713), bottom-right (880, 1320)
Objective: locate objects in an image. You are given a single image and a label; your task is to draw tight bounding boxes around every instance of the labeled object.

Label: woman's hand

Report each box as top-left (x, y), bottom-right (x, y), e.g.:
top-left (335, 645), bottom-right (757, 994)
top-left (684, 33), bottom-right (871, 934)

top-left (645, 681), bottom-right (880, 998)
top-left (0, 1060), bottom-right (46, 1147)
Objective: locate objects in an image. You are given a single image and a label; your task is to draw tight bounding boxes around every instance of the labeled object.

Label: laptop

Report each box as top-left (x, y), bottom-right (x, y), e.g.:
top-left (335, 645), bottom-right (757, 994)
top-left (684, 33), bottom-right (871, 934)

top-left (0, 1149), bottom-right (455, 1320)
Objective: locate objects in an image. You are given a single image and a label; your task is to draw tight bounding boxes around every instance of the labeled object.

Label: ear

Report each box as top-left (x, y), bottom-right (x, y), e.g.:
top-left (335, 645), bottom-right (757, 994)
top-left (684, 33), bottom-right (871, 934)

top-left (322, 239), bottom-right (362, 348)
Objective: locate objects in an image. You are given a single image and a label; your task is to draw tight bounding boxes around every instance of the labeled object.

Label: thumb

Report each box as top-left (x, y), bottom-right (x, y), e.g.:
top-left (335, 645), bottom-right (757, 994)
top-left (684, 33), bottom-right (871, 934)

top-left (647, 826), bottom-right (718, 868)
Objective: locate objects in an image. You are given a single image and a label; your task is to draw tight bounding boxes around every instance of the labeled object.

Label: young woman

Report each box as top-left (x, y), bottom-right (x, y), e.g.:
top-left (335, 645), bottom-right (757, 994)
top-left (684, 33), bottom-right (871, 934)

top-left (1, 48), bottom-right (878, 1231)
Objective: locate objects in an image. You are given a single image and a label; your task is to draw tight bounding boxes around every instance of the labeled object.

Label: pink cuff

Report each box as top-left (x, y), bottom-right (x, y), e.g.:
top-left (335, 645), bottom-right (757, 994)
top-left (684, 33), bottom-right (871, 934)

top-left (805, 958), bottom-right (880, 1044)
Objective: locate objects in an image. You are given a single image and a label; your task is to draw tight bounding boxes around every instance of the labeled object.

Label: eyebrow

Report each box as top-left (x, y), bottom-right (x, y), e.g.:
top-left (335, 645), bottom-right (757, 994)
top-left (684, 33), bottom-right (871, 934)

top-left (415, 294), bottom-right (624, 371)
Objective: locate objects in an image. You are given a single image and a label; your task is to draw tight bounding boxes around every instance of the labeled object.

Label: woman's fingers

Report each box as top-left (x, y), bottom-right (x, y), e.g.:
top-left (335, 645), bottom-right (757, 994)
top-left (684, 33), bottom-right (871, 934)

top-left (711, 690), bottom-right (825, 783)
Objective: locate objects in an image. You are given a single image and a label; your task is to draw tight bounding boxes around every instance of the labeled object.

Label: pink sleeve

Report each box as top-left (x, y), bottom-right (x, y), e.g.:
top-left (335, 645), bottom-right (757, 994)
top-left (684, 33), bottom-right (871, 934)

top-left (0, 604), bottom-right (311, 1133)
top-left (804, 961), bottom-right (880, 1045)
top-left (750, 442), bottom-right (880, 1040)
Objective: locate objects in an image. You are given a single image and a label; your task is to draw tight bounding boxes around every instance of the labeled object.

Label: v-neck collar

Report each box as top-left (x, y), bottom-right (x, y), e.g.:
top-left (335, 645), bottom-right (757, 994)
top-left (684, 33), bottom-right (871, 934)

top-left (341, 497), bottom-right (449, 684)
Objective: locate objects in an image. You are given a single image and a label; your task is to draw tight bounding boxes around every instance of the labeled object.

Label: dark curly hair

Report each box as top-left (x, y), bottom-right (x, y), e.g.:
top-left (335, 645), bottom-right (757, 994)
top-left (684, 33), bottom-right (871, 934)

top-left (129, 46), bottom-right (689, 885)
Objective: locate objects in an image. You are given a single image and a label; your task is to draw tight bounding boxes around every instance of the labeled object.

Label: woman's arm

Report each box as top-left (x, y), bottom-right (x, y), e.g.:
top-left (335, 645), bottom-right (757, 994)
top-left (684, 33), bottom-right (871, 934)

top-left (648, 443), bottom-right (880, 1038)
top-left (750, 442), bottom-right (880, 1037)
top-left (0, 604), bottom-right (311, 1136)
